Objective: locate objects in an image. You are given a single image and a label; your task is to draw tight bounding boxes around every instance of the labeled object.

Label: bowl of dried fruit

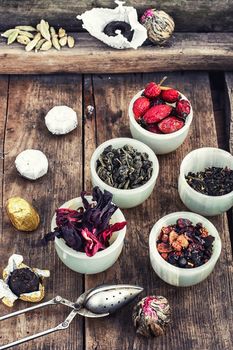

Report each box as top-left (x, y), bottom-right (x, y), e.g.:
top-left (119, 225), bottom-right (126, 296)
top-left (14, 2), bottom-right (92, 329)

top-left (149, 212), bottom-right (221, 287)
top-left (90, 138), bottom-right (159, 208)
top-left (43, 187), bottom-right (127, 274)
top-left (128, 78), bottom-right (193, 154)
top-left (178, 147), bottom-right (233, 216)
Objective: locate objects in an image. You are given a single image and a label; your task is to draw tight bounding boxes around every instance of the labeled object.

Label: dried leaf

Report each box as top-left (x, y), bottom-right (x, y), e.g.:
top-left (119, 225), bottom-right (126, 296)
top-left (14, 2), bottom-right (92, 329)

top-left (58, 27), bottom-right (66, 38)
top-left (67, 36), bottom-right (75, 48)
top-left (40, 40), bottom-right (52, 51)
top-left (18, 30), bottom-right (34, 39)
top-left (7, 29), bottom-right (19, 45)
top-left (40, 19), bottom-right (50, 41)
top-left (15, 25), bottom-right (37, 32)
top-left (1, 29), bottom-right (15, 38)
top-left (25, 32), bottom-right (41, 52)
top-left (59, 36), bottom-right (67, 47)
top-left (52, 35), bottom-right (60, 50)
top-left (17, 35), bottom-right (31, 45)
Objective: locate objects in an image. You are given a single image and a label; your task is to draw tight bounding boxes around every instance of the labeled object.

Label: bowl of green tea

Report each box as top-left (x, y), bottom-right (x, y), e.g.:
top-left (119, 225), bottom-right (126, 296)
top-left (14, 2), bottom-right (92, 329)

top-left (178, 147), bottom-right (233, 216)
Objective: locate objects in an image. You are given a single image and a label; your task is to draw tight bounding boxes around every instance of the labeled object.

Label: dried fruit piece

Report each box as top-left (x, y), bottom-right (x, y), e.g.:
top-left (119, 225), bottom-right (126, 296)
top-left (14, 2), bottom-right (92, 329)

top-left (144, 82), bottom-right (161, 98)
top-left (158, 116), bottom-right (184, 134)
top-left (1, 29), bottom-right (16, 38)
top-left (25, 32), bottom-right (41, 51)
top-left (146, 124), bottom-right (162, 134)
top-left (133, 96), bottom-right (150, 119)
top-left (40, 19), bottom-right (51, 41)
top-left (40, 40), bottom-right (52, 51)
top-left (59, 36), bottom-right (67, 46)
top-left (58, 27), bottom-right (66, 38)
top-left (67, 35), bottom-right (75, 48)
top-left (17, 35), bottom-right (30, 45)
top-left (161, 89), bottom-right (180, 103)
top-left (176, 99), bottom-right (191, 118)
top-left (143, 105), bottom-right (172, 124)
top-left (15, 25), bottom-right (37, 32)
top-left (7, 29), bottom-right (19, 45)
top-left (157, 243), bottom-right (172, 253)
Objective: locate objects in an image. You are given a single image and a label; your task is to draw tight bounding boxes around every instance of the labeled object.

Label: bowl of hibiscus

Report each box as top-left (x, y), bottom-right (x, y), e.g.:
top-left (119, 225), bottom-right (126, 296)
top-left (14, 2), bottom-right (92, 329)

top-left (43, 187), bottom-right (127, 274)
top-left (128, 77), bottom-right (193, 154)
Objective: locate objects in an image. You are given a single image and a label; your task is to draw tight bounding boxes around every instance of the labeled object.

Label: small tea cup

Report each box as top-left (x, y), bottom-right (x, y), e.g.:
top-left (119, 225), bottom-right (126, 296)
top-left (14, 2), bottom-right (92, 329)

top-left (51, 196), bottom-right (126, 274)
top-left (90, 137), bottom-right (159, 208)
top-left (178, 147), bottom-right (233, 216)
top-left (149, 211), bottom-right (221, 287)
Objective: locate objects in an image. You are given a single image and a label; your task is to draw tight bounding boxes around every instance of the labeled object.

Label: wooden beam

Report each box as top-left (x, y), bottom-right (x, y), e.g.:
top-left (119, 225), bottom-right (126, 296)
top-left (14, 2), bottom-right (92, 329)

top-left (0, 33), bottom-right (233, 74)
top-left (0, 0), bottom-right (232, 32)
top-left (225, 73), bottom-right (233, 153)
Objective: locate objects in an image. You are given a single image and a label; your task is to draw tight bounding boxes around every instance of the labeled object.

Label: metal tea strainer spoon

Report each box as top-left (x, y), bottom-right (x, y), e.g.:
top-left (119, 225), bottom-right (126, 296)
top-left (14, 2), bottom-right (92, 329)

top-left (0, 284), bottom-right (143, 349)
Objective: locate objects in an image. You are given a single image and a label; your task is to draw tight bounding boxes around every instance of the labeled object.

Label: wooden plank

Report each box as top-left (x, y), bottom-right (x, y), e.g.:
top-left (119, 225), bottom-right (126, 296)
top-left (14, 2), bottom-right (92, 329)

top-left (0, 33), bottom-right (233, 74)
top-left (225, 73), bottom-right (233, 153)
top-left (84, 72), bottom-right (233, 350)
top-left (0, 75), bottom-right (84, 350)
top-left (0, 0), bottom-right (232, 32)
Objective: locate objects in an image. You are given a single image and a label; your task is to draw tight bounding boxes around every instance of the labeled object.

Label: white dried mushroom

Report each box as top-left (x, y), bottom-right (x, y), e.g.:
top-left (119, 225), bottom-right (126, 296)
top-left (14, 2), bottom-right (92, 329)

top-left (15, 149), bottom-right (48, 180)
top-left (45, 105), bottom-right (78, 135)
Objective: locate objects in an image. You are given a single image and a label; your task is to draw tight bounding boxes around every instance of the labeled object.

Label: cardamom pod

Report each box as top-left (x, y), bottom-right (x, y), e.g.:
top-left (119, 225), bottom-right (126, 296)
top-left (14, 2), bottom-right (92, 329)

top-left (36, 23), bottom-right (41, 32)
top-left (18, 30), bottom-right (34, 39)
top-left (40, 19), bottom-right (50, 41)
top-left (58, 27), bottom-right (66, 38)
top-left (25, 32), bottom-right (41, 52)
top-left (52, 35), bottom-right (60, 50)
top-left (15, 25), bottom-right (37, 32)
top-left (7, 29), bottom-right (19, 45)
top-left (50, 26), bottom-right (56, 37)
top-left (17, 35), bottom-right (31, 45)
top-left (35, 38), bottom-right (46, 51)
top-left (40, 40), bottom-right (52, 51)
top-left (59, 35), bottom-right (67, 47)
top-left (67, 36), bottom-right (75, 48)
top-left (1, 29), bottom-right (15, 38)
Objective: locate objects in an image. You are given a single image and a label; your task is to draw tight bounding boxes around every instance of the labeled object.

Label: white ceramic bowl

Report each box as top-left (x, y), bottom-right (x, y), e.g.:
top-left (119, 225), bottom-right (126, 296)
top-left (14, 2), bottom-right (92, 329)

top-left (149, 212), bottom-right (221, 287)
top-left (129, 89), bottom-right (193, 155)
top-left (51, 196), bottom-right (127, 274)
top-left (90, 137), bottom-right (159, 209)
top-left (178, 147), bottom-right (233, 216)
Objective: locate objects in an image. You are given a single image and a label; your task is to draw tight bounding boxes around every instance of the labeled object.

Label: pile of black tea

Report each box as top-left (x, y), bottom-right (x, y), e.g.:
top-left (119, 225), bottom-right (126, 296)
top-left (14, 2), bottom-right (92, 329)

top-left (8, 268), bottom-right (39, 296)
top-left (96, 145), bottom-right (153, 189)
top-left (185, 166), bottom-right (233, 196)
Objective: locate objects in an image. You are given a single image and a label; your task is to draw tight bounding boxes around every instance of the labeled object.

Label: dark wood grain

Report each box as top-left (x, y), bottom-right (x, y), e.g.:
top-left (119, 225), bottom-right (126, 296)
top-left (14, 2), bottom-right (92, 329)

top-left (225, 73), bottom-right (233, 154)
top-left (0, 0), bottom-right (233, 32)
top-left (0, 75), bottom-right (84, 350)
top-left (83, 72), bottom-right (233, 350)
top-left (0, 33), bottom-right (233, 74)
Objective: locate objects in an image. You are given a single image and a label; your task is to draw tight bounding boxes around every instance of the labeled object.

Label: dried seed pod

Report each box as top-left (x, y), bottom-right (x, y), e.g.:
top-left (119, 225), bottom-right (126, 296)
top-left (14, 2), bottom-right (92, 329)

top-left (17, 35), bottom-right (31, 45)
top-left (7, 29), bottom-right (19, 45)
top-left (35, 38), bottom-right (46, 52)
top-left (58, 27), bottom-right (66, 38)
top-left (50, 26), bottom-right (56, 36)
top-left (18, 30), bottom-right (34, 38)
top-left (1, 28), bottom-right (16, 38)
top-left (36, 23), bottom-right (41, 32)
top-left (59, 35), bottom-right (67, 46)
top-left (40, 40), bottom-right (52, 51)
top-left (15, 25), bottom-right (37, 32)
top-left (25, 32), bottom-right (41, 51)
top-left (40, 19), bottom-right (51, 41)
top-left (52, 35), bottom-right (60, 50)
top-left (67, 35), bottom-right (75, 48)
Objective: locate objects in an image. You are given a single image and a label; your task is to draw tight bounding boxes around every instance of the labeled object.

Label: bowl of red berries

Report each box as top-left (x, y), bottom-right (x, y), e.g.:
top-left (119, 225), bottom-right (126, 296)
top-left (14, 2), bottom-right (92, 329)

top-left (129, 77), bottom-right (193, 154)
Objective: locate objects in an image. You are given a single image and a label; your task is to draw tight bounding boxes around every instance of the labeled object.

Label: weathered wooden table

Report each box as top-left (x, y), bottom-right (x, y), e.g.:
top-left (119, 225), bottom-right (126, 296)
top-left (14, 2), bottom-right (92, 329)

top-left (0, 71), bottom-right (232, 350)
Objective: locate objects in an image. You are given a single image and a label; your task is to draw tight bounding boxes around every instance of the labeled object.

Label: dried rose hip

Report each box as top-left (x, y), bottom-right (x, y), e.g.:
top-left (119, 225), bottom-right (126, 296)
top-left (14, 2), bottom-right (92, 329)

top-left (144, 82), bottom-right (161, 98)
top-left (158, 116), bottom-right (184, 134)
top-left (176, 99), bottom-right (191, 118)
top-left (133, 97), bottom-right (150, 119)
top-left (146, 124), bottom-right (163, 134)
top-left (143, 105), bottom-right (172, 124)
top-left (161, 89), bottom-right (180, 103)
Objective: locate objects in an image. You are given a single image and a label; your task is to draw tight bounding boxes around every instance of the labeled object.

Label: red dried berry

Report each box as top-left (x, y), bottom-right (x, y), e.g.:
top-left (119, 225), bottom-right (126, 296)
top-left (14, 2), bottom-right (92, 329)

top-left (133, 96), bottom-right (150, 120)
top-left (144, 82), bottom-right (161, 98)
top-left (161, 89), bottom-right (180, 103)
top-left (176, 99), bottom-right (191, 118)
top-left (143, 105), bottom-right (172, 124)
top-left (146, 123), bottom-right (162, 134)
top-left (158, 116), bottom-right (184, 134)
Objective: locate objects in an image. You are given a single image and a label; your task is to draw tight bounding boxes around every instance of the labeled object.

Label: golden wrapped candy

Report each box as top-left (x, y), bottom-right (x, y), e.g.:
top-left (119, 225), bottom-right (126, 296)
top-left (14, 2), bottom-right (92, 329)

top-left (6, 197), bottom-right (40, 232)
